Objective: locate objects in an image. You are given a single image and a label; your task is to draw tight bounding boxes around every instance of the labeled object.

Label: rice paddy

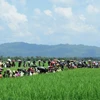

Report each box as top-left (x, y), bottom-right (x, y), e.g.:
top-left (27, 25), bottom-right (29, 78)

top-left (0, 68), bottom-right (100, 100)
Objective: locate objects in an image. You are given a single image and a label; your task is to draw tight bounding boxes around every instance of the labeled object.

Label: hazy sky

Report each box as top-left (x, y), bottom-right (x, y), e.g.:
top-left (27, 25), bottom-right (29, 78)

top-left (0, 0), bottom-right (100, 46)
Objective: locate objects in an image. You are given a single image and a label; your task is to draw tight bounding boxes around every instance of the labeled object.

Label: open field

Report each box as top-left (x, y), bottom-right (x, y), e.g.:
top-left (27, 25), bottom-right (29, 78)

top-left (0, 68), bottom-right (100, 100)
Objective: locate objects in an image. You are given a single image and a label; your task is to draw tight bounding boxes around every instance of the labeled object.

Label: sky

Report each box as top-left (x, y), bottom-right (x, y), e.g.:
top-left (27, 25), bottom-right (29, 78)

top-left (0, 0), bottom-right (100, 47)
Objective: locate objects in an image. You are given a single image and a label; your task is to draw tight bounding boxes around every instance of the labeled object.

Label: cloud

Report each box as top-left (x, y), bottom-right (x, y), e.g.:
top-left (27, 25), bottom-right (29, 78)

top-left (50, 0), bottom-right (74, 5)
top-left (79, 15), bottom-right (86, 21)
top-left (10, 0), bottom-right (26, 6)
top-left (0, 0), bottom-right (29, 37)
top-left (0, 26), bottom-right (4, 31)
top-left (31, 0), bottom-right (100, 46)
top-left (34, 8), bottom-right (41, 15)
top-left (65, 13), bottom-right (96, 33)
top-left (54, 7), bottom-right (73, 18)
top-left (0, 0), bottom-right (99, 46)
top-left (13, 31), bottom-right (32, 37)
top-left (19, 0), bottom-right (26, 6)
top-left (68, 22), bottom-right (96, 33)
top-left (0, 0), bottom-right (27, 22)
top-left (87, 4), bottom-right (99, 13)
top-left (44, 27), bottom-right (54, 35)
top-left (44, 10), bottom-right (52, 17)
top-left (32, 5), bottom-right (97, 37)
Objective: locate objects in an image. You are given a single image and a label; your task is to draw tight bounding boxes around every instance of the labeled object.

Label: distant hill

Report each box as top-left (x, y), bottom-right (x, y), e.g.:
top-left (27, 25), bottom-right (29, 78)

top-left (0, 42), bottom-right (100, 57)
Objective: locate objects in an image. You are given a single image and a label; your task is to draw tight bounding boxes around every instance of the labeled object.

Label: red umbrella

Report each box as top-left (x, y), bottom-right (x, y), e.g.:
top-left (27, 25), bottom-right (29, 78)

top-left (51, 61), bottom-right (55, 64)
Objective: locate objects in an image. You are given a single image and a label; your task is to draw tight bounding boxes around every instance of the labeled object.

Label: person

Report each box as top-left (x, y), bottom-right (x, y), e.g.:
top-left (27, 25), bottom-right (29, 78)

top-left (33, 60), bottom-right (36, 65)
top-left (37, 67), bottom-right (48, 73)
top-left (23, 60), bottom-right (26, 67)
top-left (60, 62), bottom-right (64, 71)
top-left (38, 60), bottom-right (41, 66)
top-left (3, 69), bottom-right (12, 77)
top-left (15, 71), bottom-right (20, 77)
top-left (48, 59), bottom-right (51, 66)
top-left (27, 67), bottom-right (34, 75)
top-left (27, 60), bottom-right (31, 67)
top-left (20, 71), bottom-right (24, 77)
top-left (48, 61), bottom-right (55, 72)
top-left (12, 60), bottom-right (15, 67)
top-left (3, 71), bottom-right (8, 78)
top-left (12, 70), bottom-right (16, 77)
top-left (18, 59), bottom-right (22, 67)
top-left (0, 72), bottom-right (2, 78)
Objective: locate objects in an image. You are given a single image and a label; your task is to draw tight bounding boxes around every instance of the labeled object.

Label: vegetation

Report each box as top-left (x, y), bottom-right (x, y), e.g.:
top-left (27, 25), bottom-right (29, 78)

top-left (1, 68), bottom-right (100, 100)
top-left (0, 55), bottom-right (100, 62)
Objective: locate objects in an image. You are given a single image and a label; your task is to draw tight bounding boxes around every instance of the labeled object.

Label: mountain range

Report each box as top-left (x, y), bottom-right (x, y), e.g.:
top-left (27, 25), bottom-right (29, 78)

top-left (0, 42), bottom-right (100, 57)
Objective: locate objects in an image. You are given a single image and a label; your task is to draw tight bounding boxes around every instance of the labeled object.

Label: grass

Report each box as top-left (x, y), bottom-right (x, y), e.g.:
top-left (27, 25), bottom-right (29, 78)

top-left (0, 68), bottom-right (100, 100)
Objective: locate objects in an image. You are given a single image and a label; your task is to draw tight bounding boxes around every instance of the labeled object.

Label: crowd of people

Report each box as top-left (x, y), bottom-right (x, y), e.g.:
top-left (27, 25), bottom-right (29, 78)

top-left (0, 58), bottom-right (64, 78)
top-left (0, 58), bottom-right (100, 78)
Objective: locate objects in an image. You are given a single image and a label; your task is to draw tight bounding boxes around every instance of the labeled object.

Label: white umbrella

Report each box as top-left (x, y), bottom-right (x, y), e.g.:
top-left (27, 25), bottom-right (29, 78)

top-left (8, 59), bottom-right (11, 62)
top-left (18, 59), bottom-right (21, 62)
top-left (62, 60), bottom-right (65, 62)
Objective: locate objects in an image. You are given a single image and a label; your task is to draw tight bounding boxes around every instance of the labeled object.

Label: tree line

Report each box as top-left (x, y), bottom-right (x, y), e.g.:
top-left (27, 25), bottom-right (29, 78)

top-left (0, 56), bottom-right (100, 61)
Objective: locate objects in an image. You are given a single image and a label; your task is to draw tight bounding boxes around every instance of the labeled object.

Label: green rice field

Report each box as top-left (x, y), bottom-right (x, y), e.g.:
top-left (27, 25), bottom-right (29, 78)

top-left (0, 68), bottom-right (100, 100)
